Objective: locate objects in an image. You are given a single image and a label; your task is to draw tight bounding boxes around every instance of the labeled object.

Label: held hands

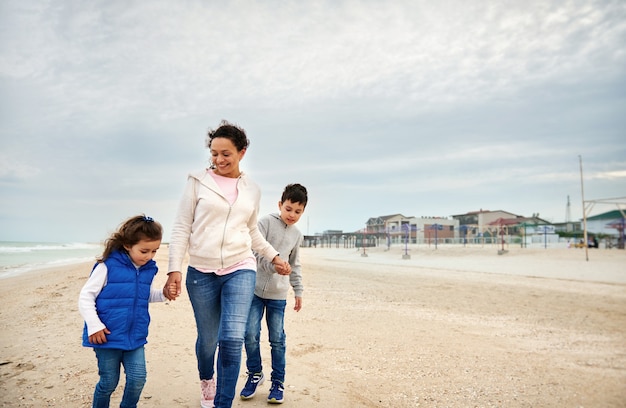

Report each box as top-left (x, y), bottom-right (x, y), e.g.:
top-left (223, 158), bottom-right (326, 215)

top-left (272, 256), bottom-right (291, 275)
top-left (162, 282), bottom-right (178, 300)
top-left (88, 328), bottom-right (111, 344)
top-left (164, 272), bottom-right (182, 301)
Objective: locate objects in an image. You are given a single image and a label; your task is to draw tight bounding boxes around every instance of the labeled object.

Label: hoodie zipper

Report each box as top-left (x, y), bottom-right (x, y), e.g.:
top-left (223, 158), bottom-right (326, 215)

top-left (260, 216), bottom-right (288, 296)
top-left (217, 176), bottom-right (241, 269)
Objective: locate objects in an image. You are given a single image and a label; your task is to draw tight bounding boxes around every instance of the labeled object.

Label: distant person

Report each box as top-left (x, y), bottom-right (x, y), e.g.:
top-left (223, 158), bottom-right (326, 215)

top-left (78, 215), bottom-right (173, 408)
top-left (240, 183), bottom-right (308, 404)
top-left (164, 120), bottom-right (291, 408)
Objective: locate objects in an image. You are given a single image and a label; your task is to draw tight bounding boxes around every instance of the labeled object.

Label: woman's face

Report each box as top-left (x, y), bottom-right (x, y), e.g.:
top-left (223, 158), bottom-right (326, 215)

top-left (210, 137), bottom-right (246, 178)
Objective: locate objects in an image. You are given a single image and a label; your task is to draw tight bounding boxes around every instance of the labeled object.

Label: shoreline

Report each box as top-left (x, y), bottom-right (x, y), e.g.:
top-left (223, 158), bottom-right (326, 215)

top-left (0, 257), bottom-right (98, 280)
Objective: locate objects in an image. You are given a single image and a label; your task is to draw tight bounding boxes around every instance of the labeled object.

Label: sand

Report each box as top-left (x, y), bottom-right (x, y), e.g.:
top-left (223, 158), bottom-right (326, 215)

top-left (1, 245), bottom-right (625, 407)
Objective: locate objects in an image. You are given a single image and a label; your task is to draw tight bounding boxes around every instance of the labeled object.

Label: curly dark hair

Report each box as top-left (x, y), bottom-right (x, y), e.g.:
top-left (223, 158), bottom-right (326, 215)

top-left (98, 215), bottom-right (163, 262)
top-left (205, 119), bottom-right (250, 152)
top-left (281, 183), bottom-right (308, 208)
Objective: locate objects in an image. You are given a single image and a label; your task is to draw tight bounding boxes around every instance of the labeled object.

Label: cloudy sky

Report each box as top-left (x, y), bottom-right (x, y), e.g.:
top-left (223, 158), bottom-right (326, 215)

top-left (1, 0), bottom-right (625, 243)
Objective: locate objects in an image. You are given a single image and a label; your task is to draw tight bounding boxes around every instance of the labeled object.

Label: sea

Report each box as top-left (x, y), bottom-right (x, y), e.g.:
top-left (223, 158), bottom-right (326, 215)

top-left (0, 241), bottom-right (102, 279)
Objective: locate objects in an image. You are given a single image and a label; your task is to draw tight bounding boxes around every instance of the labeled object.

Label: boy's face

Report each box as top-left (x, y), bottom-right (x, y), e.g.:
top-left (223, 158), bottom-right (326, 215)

top-left (278, 199), bottom-right (306, 226)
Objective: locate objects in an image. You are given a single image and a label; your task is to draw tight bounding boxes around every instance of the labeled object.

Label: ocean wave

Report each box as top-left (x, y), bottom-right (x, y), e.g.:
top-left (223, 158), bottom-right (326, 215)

top-left (0, 242), bottom-right (101, 253)
top-left (0, 242), bottom-right (101, 278)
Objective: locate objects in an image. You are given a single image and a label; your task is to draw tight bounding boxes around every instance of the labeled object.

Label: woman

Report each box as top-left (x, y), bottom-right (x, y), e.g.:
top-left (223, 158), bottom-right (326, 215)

top-left (165, 120), bottom-right (290, 408)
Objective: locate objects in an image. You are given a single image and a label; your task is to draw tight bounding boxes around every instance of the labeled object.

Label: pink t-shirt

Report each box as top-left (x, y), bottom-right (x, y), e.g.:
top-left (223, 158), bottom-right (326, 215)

top-left (211, 170), bottom-right (238, 205)
top-left (196, 171), bottom-right (256, 276)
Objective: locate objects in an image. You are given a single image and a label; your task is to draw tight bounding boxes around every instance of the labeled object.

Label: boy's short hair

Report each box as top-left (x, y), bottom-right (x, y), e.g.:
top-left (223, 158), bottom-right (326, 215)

top-left (281, 184), bottom-right (308, 208)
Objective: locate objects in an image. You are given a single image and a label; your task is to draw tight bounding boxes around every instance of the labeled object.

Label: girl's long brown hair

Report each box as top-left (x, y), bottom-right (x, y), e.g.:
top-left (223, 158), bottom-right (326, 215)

top-left (98, 215), bottom-right (162, 262)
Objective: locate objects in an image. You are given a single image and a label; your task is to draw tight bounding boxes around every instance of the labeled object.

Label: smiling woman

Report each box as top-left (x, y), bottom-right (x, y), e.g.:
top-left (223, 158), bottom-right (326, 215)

top-left (207, 123), bottom-right (249, 179)
top-left (166, 119), bottom-right (292, 408)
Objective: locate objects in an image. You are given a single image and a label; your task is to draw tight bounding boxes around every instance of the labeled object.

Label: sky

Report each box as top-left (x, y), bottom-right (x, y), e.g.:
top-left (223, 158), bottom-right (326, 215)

top-left (1, 0), bottom-right (625, 243)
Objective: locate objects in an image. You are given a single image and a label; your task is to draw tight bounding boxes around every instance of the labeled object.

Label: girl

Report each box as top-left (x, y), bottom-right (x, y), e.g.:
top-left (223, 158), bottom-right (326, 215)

top-left (165, 120), bottom-right (291, 408)
top-left (79, 215), bottom-right (171, 408)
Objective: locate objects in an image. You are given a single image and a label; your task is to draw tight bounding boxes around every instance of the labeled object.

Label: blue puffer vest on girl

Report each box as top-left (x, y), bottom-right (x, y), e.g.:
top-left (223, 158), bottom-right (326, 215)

top-left (82, 249), bottom-right (158, 350)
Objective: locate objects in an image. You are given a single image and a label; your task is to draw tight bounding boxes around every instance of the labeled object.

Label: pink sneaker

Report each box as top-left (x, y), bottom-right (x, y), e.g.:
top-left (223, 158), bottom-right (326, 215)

top-left (200, 379), bottom-right (216, 408)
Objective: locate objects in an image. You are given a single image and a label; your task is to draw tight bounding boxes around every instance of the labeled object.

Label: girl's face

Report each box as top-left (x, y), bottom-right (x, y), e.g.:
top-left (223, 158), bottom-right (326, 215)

top-left (124, 239), bottom-right (161, 266)
top-left (210, 137), bottom-right (246, 178)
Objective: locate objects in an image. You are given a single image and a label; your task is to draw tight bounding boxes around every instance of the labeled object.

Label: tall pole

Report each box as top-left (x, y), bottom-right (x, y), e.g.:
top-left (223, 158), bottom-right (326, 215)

top-left (579, 155), bottom-right (589, 261)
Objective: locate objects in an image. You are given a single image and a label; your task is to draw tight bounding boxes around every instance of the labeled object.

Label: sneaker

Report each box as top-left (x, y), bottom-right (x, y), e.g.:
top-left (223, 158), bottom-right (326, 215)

top-left (267, 380), bottom-right (284, 404)
top-left (200, 379), bottom-right (216, 408)
top-left (240, 372), bottom-right (265, 399)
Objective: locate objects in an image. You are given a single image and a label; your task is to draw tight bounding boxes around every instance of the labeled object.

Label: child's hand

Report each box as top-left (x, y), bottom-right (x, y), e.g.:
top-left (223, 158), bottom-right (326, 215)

top-left (274, 261), bottom-right (292, 275)
top-left (163, 283), bottom-right (179, 300)
top-left (163, 272), bottom-right (182, 300)
top-left (88, 328), bottom-right (111, 344)
top-left (294, 296), bottom-right (302, 312)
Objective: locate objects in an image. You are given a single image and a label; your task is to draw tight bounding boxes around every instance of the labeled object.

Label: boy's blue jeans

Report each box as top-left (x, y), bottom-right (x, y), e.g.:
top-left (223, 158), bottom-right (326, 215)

top-left (186, 266), bottom-right (256, 408)
top-left (92, 346), bottom-right (146, 408)
top-left (244, 295), bottom-right (287, 383)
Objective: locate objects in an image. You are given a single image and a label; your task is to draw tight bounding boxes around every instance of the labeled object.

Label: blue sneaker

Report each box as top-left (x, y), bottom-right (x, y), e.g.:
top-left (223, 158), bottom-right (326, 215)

top-left (267, 380), bottom-right (284, 404)
top-left (240, 372), bottom-right (264, 399)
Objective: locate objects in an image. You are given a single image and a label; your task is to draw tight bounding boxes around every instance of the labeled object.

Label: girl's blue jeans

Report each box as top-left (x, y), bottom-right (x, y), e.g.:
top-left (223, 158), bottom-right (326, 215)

top-left (186, 266), bottom-right (256, 408)
top-left (92, 346), bottom-right (146, 408)
top-left (244, 295), bottom-right (287, 383)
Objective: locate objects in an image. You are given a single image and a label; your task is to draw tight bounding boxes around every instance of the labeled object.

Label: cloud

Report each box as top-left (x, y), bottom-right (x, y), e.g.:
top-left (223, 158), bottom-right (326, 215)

top-left (592, 170), bottom-right (626, 180)
top-left (0, 155), bottom-right (41, 182)
top-left (1, 0), bottom-right (625, 241)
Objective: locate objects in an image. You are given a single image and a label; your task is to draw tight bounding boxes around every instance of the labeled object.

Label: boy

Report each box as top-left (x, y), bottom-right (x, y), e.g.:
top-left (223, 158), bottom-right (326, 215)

top-left (240, 183), bottom-right (308, 404)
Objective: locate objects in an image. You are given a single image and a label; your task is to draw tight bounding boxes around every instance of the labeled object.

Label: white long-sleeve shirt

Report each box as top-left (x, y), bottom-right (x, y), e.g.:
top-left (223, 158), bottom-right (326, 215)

top-left (78, 262), bottom-right (166, 336)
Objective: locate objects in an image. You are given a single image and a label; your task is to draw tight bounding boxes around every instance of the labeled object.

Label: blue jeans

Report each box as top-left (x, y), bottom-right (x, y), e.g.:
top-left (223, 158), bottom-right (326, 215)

top-left (186, 266), bottom-right (256, 408)
top-left (244, 295), bottom-right (287, 383)
top-left (92, 346), bottom-right (146, 408)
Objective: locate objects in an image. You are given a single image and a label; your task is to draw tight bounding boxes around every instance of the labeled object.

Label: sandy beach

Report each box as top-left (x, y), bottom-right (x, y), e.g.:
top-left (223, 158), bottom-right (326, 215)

top-left (1, 245), bottom-right (625, 407)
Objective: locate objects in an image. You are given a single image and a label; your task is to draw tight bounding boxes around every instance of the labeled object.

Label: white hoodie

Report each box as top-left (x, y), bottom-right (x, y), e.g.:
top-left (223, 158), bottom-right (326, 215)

top-left (168, 169), bottom-right (279, 273)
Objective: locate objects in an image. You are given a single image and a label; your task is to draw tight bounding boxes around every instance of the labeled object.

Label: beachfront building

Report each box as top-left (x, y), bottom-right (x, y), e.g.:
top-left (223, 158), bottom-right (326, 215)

top-left (452, 209), bottom-right (518, 234)
top-left (366, 214), bottom-right (414, 245)
top-left (585, 210), bottom-right (626, 248)
top-left (365, 214), bottom-right (459, 245)
top-left (553, 220), bottom-right (582, 234)
top-left (451, 209), bottom-right (552, 244)
top-left (415, 216), bottom-right (458, 244)
top-left (585, 210), bottom-right (626, 236)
